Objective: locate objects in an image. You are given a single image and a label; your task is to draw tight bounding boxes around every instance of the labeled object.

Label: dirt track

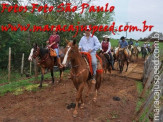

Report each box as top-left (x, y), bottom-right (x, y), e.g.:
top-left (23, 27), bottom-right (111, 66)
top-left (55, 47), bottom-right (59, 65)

top-left (0, 60), bottom-right (144, 122)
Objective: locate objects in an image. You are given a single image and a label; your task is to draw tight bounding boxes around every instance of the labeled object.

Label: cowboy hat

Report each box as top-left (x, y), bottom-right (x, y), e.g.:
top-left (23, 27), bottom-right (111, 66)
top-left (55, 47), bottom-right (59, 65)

top-left (53, 27), bottom-right (57, 32)
top-left (103, 35), bottom-right (110, 38)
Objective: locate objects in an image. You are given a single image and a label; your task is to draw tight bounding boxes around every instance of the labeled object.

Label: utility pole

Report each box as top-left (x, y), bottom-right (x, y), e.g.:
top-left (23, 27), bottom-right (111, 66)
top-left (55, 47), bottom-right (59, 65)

top-left (125, 22), bottom-right (130, 39)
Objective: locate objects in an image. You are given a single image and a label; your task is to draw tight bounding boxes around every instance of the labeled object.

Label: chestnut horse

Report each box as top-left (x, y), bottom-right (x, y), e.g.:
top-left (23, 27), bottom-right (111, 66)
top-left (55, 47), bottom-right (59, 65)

top-left (62, 40), bottom-right (103, 117)
top-left (117, 48), bottom-right (129, 73)
top-left (28, 44), bottom-right (64, 87)
top-left (131, 46), bottom-right (139, 62)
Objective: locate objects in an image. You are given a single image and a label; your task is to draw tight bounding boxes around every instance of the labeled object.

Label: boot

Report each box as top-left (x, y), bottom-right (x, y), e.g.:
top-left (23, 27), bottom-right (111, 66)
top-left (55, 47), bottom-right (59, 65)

top-left (57, 57), bottom-right (63, 69)
top-left (91, 75), bottom-right (96, 84)
top-left (111, 61), bottom-right (115, 70)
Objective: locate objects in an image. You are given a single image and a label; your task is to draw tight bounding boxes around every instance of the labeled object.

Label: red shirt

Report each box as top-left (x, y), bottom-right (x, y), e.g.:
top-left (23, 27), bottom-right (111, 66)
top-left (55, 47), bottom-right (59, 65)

top-left (49, 34), bottom-right (60, 49)
top-left (102, 41), bottom-right (109, 52)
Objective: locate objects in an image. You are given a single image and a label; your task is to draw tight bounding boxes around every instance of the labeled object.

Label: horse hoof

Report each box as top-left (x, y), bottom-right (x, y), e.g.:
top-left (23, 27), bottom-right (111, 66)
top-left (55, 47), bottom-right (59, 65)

top-left (38, 85), bottom-right (42, 88)
top-left (93, 98), bottom-right (97, 102)
top-left (73, 111), bottom-right (78, 118)
top-left (80, 103), bottom-right (84, 109)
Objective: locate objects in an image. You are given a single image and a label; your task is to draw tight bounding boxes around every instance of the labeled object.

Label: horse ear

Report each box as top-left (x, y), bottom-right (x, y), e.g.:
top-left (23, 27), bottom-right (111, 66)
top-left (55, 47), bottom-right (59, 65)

top-left (33, 43), bottom-right (37, 49)
top-left (65, 39), bottom-right (69, 44)
top-left (73, 39), bottom-right (76, 45)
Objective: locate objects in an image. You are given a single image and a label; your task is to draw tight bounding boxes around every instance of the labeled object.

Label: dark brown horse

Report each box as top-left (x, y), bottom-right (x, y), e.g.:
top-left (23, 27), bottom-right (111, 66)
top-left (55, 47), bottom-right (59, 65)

top-left (62, 40), bottom-right (103, 117)
top-left (117, 48), bottom-right (129, 73)
top-left (28, 43), bottom-right (64, 87)
top-left (98, 51), bottom-right (112, 74)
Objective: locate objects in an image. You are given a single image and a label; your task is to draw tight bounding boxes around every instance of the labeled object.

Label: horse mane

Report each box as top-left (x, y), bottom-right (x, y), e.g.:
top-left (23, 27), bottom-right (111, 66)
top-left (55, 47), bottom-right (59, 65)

top-left (39, 48), bottom-right (49, 58)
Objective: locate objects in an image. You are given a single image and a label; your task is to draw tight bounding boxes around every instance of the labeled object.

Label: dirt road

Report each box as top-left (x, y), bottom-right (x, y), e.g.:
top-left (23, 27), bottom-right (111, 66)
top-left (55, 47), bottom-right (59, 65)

top-left (0, 60), bottom-right (144, 122)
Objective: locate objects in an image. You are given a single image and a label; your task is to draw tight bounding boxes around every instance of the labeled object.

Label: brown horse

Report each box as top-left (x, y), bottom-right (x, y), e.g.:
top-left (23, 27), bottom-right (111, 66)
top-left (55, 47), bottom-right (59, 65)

top-left (98, 51), bottom-right (112, 74)
top-left (117, 48), bottom-right (129, 73)
top-left (62, 40), bottom-right (103, 117)
top-left (131, 46), bottom-right (139, 62)
top-left (28, 43), bottom-right (64, 87)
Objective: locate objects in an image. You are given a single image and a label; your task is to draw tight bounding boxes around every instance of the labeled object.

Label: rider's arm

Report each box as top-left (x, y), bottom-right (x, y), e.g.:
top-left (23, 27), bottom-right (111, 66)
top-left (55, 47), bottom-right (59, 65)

top-left (50, 36), bottom-right (60, 46)
top-left (79, 37), bottom-right (83, 51)
top-left (92, 36), bottom-right (101, 51)
top-left (106, 42), bottom-right (111, 53)
top-left (100, 41), bottom-right (103, 51)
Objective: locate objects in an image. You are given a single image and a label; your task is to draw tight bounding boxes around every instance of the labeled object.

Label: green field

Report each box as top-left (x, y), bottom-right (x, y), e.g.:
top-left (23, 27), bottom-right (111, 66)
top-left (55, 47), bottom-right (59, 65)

top-left (110, 39), bottom-right (163, 50)
top-left (0, 70), bottom-right (70, 96)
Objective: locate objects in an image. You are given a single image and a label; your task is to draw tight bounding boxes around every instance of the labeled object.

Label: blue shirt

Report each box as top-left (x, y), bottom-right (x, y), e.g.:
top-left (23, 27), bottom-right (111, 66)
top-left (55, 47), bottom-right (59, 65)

top-left (79, 35), bottom-right (101, 54)
top-left (135, 42), bottom-right (139, 47)
top-left (120, 40), bottom-right (128, 48)
top-left (128, 40), bottom-right (133, 45)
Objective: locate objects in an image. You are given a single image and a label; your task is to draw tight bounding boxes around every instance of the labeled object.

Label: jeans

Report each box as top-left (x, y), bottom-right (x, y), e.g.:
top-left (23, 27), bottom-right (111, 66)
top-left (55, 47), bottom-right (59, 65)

top-left (91, 53), bottom-right (97, 76)
top-left (54, 48), bottom-right (59, 58)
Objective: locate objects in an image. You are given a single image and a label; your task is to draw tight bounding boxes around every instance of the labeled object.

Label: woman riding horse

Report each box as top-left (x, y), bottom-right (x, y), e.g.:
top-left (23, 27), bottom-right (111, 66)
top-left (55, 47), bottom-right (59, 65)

top-left (46, 28), bottom-right (63, 68)
top-left (100, 35), bottom-right (115, 70)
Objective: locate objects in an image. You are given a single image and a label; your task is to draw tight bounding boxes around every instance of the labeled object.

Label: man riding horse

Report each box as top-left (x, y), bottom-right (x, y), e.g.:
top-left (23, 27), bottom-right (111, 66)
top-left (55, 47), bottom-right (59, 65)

top-left (79, 26), bottom-right (101, 84)
top-left (117, 36), bottom-right (130, 61)
top-left (135, 40), bottom-right (141, 52)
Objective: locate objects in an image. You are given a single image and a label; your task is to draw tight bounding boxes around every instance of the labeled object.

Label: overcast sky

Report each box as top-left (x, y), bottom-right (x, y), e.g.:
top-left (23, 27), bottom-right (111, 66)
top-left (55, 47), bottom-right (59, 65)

top-left (8, 0), bottom-right (163, 39)
top-left (92, 0), bottom-right (163, 39)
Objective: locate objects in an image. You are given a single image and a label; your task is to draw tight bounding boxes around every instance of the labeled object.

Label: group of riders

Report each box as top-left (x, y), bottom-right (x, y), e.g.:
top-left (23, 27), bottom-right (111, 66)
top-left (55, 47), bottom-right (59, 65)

top-left (46, 26), bottom-right (155, 84)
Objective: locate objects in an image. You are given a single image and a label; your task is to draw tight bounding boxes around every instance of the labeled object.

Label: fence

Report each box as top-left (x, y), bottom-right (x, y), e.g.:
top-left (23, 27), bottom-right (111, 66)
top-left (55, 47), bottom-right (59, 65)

top-left (134, 53), bottom-right (163, 121)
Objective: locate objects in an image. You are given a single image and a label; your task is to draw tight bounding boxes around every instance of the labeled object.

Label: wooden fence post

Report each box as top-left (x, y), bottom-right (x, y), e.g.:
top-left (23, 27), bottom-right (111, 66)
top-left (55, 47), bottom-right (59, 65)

top-left (21, 53), bottom-right (24, 76)
top-left (30, 61), bottom-right (32, 76)
top-left (8, 47), bottom-right (11, 81)
top-left (34, 58), bottom-right (38, 80)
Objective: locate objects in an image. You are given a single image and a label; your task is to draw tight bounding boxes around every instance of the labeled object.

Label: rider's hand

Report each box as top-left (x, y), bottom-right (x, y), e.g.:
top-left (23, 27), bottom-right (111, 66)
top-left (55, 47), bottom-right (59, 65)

top-left (88, 49), bottom-right (92, 53)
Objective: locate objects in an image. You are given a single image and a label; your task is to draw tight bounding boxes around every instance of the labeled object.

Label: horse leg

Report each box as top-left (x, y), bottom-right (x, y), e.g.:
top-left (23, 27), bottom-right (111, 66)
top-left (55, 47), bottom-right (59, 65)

top-left (80, 82), bottom-right (85, 109)
top-left (126, 61), bottom-right (129, 72)
top-left (73, 83), bottom-right (84, 117)
top-left (39, 67), bottom-right (45, 88)
top-left (50, 69), bottom-right (54, 84)
top-left (94, 73), bottom-right (102, 102)
top-left (59, 68), bottom-right (63, 82)
top-left (86, 81), bottom-right (92, 97)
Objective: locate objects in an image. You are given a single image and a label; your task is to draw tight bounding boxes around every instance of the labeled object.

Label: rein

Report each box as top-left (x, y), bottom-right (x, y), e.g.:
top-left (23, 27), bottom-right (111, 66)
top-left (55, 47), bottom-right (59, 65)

top-left (38, 54), bottom-right (49, 64)
top-left (71, 69), bottom-right (87, 78)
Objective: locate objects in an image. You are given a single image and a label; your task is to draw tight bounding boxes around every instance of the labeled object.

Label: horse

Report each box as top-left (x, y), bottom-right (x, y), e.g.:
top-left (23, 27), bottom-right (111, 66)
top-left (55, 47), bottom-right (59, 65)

top-left (131, 46), bottom-right (139, 62)
top-left (62, 40), bottom-right (103, 117)
top-left (97, 51), bottom-right (112, 74)
top-left (141, 47), bottom-right (147, 60)
top-left (28, 43), bottom-right (64, 87)
top-left (117, 48), bottom-right (129, 73)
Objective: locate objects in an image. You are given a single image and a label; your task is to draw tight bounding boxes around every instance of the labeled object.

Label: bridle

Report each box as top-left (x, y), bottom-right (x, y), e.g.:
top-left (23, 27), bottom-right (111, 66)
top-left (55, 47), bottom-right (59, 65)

top-left (65, 46), bottom-right (88, 78)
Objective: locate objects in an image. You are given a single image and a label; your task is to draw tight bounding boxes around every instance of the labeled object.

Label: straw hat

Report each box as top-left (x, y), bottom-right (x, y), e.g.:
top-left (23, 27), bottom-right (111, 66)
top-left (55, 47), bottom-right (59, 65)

top-left (103, 35), bottom-right (110, 38)
top-left (53, 27), bottom-right (57, 32)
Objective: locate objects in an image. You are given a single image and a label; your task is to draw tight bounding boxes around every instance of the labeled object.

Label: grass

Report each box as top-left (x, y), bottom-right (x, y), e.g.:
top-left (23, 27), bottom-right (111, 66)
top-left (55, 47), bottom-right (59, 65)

top-left (0, 69), bottom-right (70, 96)
top-left (110, 39), bottom-right (163, 49)
top-left (135, 81), bottom-right (144, 112)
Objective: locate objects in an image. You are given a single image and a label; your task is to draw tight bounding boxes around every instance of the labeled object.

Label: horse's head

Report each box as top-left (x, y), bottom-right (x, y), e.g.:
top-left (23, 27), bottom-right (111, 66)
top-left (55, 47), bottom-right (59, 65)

top-left (28, 43), bottom-right (40, 61)
top-left (33, 43), bottom-right (40, 59)
top-left (62, 39), bottom-right (79, 66)
top-left (28, 48), bottom-right (34, 61)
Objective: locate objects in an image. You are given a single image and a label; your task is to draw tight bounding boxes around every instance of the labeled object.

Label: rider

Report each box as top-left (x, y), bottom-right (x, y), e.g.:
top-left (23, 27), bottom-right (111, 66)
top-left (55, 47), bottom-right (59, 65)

top-left (79, 26), bottom-right (101, 84)
top-left (128, 38), bottom-right (134, 45)
top-left (47, 28), bottom-right (63, 68)
top-left (117, 36), bottom-right (130, 61)
top-left (101, 35), bottom-right (115, 70)
top-left (143, 42), bottom-right (148, 54)
top-left (135, 40), bottom-right (141, 52)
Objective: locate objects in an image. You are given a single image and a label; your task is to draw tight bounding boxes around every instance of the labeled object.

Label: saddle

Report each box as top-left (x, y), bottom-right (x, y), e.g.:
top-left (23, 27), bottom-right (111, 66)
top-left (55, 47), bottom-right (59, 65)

top-left (80, 52), bottom-right (103, 76)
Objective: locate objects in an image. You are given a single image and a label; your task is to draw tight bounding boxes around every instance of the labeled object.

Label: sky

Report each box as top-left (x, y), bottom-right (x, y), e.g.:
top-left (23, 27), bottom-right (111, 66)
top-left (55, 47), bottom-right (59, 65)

top-left (92, 0), bottom-right (163, 39)
top-left (2, 0), bottom-right (162, 40)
